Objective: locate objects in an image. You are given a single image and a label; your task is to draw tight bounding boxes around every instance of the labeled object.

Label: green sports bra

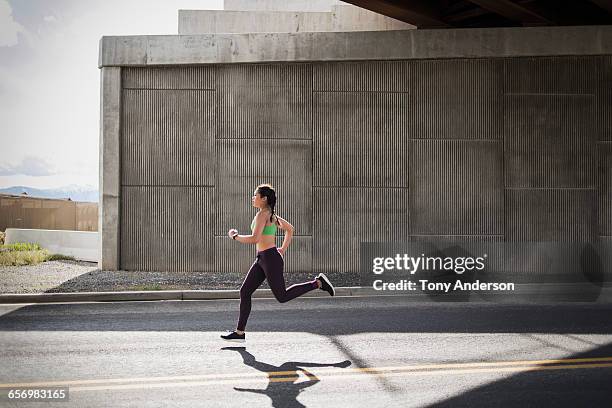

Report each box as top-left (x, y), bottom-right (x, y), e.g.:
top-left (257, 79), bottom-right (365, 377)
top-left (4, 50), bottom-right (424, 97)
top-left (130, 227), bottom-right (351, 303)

top-left (251, 218), bottom-right (277, 235)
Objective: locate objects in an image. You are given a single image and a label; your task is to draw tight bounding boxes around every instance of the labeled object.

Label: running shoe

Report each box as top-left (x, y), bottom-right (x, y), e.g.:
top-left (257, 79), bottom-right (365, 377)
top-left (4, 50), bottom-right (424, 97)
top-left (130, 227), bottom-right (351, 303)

top-left (316, 273), bottom-right (335, 296)
top-left (221, 330), bottom-right (246, 343)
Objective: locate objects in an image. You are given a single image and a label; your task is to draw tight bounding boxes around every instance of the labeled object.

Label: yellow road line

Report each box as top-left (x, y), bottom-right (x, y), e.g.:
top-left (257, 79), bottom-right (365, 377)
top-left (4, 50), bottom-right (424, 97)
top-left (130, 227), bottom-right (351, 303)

top-left (2, 357), bottom-right (612, 390)
top-left (55, 362), bottom-right (612, 392)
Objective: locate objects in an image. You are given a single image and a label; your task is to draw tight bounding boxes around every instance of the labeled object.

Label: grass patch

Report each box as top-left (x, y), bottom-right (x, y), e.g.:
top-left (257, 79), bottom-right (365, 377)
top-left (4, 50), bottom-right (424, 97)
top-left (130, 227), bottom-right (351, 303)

top-left (46, 253), bottom-right (76, 261)
top-left (2, 242), bottom-right (43, 251)
top-left (0, 249), bottom-right (50, 266)
top-left (0, 242), bottom-right (76, 266)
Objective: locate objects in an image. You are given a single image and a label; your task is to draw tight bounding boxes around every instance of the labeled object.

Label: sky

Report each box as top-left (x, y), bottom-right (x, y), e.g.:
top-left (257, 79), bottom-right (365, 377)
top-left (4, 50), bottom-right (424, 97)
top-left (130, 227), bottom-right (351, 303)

top-left (0, 0), bottom-right (223, 190)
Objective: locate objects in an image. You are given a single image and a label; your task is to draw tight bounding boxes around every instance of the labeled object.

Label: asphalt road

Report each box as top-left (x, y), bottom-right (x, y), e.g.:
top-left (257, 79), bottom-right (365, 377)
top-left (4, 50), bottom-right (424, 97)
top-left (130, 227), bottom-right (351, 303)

top-left (0, 296), bottom-right (611, 407)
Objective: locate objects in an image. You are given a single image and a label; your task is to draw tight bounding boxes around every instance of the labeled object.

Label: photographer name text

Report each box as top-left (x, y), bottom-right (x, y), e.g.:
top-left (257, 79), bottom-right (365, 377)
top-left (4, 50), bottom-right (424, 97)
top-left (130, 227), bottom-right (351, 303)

top-left (372, 279), bottom-right (515, 292)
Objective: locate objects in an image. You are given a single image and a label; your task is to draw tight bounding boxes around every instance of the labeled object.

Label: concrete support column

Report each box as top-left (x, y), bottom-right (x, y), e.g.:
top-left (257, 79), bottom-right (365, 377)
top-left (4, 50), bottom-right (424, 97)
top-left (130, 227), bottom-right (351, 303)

top-left (99, 67), bottom-right (121, 270)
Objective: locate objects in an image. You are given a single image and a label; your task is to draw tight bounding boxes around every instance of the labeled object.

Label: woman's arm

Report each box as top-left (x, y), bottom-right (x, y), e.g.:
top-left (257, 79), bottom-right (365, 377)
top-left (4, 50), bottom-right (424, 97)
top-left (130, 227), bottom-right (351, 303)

top-left (275, 215), bottom-right (294, 252)
top-left (232, 211), bottom-right (266, 244)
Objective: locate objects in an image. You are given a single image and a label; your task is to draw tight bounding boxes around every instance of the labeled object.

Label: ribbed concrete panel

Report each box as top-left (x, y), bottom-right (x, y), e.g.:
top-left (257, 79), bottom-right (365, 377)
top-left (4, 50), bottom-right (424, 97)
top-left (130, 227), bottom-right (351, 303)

top-left (215, 236), bottom-right (312, 274)
top-left (599, 142), bottom-right (612, 236)
top-left (313, 187), bottom-right (410, 274)
top-left (313, 60), bottom-right (409, 92)
top-left (504, 95), bottom-right (596, 188)
top-left (407, 235), bottom-right (506, 281)
top-left (216, 63), bottom-right (312, 139)
top-left (410, 140), bottom-right (503, 235)
top-left (122, 67), bottom-right (215, 89)
top-left (121, 186), bottom-right (213, 272)
top-left (410, 59), bottom-right (502, 139)
top-left (506, 189), bottom-right (596, 241)
top-left (122, 89), bottom-right (215, 186)
top-left (214, 236), bottom-right (258, 276)
top-left (600, 56), bottom-right (612, 141)
top-left (313, 92), bottom-right (409, 187)
top-left (597, 237), bottom-right (612, 282)
top-left (215, 139), bottom-right (312, 235)
top-left (503, 57), bottom-right (595, 94)
top-left (409, 235), bottom-right (504, 242)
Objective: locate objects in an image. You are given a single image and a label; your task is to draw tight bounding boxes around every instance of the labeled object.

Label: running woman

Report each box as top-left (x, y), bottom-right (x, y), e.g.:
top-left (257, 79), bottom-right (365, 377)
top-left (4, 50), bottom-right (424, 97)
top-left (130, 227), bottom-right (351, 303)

top-left (222, 183), bottom-right (335, 342)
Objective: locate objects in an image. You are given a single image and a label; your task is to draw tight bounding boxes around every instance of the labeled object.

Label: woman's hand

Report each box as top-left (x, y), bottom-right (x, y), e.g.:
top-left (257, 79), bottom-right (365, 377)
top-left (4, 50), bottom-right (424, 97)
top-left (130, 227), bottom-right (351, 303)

top-left (227, 228), bottom-right (238, 238)
top-left (277, 247), bottom-right (285, 258)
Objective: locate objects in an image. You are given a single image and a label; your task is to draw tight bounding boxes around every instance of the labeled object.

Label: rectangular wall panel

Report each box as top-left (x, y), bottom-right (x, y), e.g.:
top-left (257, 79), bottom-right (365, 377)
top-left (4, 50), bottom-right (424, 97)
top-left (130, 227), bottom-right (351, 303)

top-left (313, 92), bottom-right (409, 187)
top-left (122, 66), bottom-right (216, 89)
top-left (313, 187), bottom-right (410, 274)
top-left (121, 186), bottom-right (213, 272)
top-left (503, 56), bottom-right (595, 94)
top-left (215, 139), bottom-right (312, 236)
top-left (600, 56), bottom-right (612, 141)
top-left (599, 142), bottom-right (612, 236)
top-left (216, 63), bottom-right (312, 139)
top-left (122, 89), bottom-right (215, 186)
top-left (410, 140), bottom-right (504, 235)
top-left (215, 236), bottom-right (312, 275)
top-left (504, 95), bottom-right (596, 188)
top-left (409, 59), bottom-right (502, 140)
top-left (313, 60), bottom-right (409, 92)
top-left (597, 237), bottom-right (612, 283)
top-left (506, 189), bottom-right (596, 241)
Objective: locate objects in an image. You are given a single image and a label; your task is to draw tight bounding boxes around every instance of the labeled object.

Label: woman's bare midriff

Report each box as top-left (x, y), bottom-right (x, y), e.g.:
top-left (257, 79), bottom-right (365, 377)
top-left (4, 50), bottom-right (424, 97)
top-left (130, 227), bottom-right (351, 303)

top-left (256, 233), bottom-right (276, 252)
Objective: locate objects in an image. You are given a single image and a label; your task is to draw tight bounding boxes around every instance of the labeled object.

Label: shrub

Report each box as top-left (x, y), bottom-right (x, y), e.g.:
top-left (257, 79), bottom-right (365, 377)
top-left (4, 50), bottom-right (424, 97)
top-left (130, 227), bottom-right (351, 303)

top-left (0, 249), bottom-right (50, 266)
top-left (0, 231), bottom-right (4, 245)
top-left (1, 242), bottom-right (42, 251)
top-left (46, 253), bottom-right (76, 261)
top-left (0, 241), bottom-right (76, 266)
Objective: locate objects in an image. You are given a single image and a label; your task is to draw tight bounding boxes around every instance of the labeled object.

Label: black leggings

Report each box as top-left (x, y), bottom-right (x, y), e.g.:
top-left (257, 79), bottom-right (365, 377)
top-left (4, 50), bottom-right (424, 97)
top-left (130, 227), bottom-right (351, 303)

top-left (237, 246), bottom-right (318, 331)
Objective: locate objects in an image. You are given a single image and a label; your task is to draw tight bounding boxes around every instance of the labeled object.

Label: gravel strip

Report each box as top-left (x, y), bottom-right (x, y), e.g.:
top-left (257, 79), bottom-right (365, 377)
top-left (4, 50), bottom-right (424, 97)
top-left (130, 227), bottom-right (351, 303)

top-left (0, 261), bottom-right (360, 294)
top-left (0, 260), bottom-right (98, 294)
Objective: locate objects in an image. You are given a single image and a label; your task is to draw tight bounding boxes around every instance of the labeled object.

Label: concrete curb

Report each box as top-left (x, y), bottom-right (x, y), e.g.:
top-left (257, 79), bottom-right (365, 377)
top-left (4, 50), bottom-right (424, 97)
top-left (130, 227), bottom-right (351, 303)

top-left (1, 284), bottom-right (612, 304)
top-left (0, 287), bottom-right (376, 304)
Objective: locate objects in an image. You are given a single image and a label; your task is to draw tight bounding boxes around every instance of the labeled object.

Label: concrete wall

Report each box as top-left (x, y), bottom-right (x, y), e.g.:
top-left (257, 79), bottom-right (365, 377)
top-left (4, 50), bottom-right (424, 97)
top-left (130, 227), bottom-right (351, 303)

top-left (102, 56), bottom-right (611, 276)
top-left (99, 26), bottom-right (612, 67)
top-left (330, 5), bottom-right (413, 32)
top-left (179, 10), bottom-right (332, 34)
top-left (99, 67), bottom-right (121, 270)
top-left (98, 26), bottom-right (612, 275)
top-left (224, 0), bottom-right (342, 12)
top-left (178, 6), bottom-right (413, 35)
top-left (5, 228), bottom-right (99, 262)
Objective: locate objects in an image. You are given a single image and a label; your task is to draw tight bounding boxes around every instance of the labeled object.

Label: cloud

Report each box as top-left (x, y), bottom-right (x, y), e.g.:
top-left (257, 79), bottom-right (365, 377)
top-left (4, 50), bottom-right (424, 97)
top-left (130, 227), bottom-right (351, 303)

top-left (43, 15), bottom-right (56, 23)
top-left (0, 155), bottom-right (58, 176)
top-left (0, 0), bottom-right (26, 47)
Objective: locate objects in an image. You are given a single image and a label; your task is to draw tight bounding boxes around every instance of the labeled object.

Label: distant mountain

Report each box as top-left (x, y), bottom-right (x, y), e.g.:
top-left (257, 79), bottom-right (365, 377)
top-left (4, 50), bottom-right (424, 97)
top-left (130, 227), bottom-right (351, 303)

top-left (0, 184), bottom-right (99, 203)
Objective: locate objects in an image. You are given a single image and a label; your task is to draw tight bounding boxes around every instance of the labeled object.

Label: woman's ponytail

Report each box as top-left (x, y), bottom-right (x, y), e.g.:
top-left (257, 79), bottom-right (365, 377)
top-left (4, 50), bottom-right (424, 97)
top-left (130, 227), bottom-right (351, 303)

top-left (256, 183), bottom-right (278, 224)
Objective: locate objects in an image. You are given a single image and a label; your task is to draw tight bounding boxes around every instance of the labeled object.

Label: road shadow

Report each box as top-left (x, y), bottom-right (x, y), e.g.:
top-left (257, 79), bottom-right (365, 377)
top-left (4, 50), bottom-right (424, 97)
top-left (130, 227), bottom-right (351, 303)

top-left (424, 341), bottom-right (612, 407)
top-left (221, 346), bottom-right (351, 408)
top-left (1, 300), bottom-right (612, 334)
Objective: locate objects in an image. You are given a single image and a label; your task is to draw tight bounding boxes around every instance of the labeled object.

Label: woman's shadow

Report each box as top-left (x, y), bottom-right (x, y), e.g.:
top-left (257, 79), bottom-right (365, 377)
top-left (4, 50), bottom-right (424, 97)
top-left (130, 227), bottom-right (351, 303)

top-left (222, 346), bottom-right (352, 408)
